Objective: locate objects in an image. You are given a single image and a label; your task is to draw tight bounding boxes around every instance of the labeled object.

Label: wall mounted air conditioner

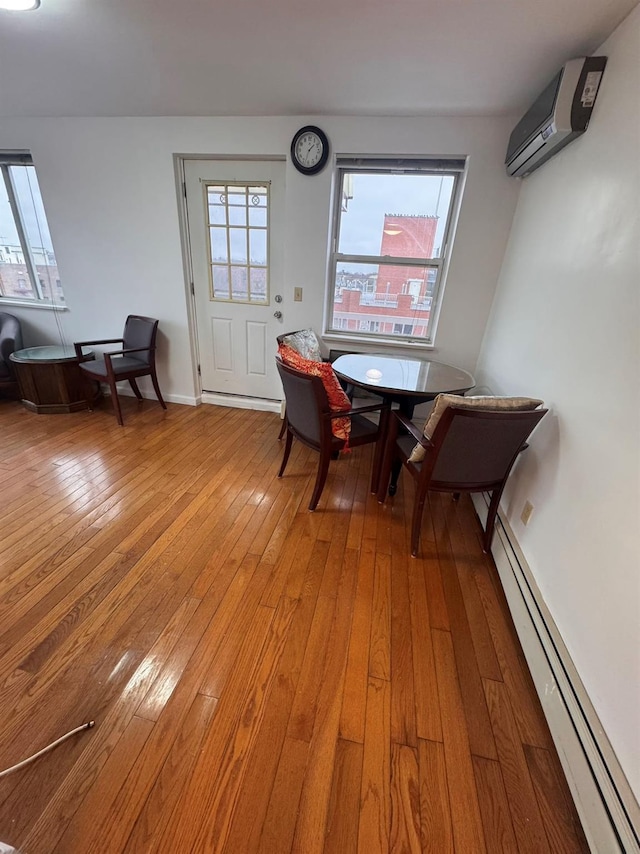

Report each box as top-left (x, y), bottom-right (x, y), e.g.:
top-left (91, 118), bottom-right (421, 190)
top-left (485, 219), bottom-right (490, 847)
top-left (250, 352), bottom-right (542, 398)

top-left (506, 56), bottom-right (607, 177)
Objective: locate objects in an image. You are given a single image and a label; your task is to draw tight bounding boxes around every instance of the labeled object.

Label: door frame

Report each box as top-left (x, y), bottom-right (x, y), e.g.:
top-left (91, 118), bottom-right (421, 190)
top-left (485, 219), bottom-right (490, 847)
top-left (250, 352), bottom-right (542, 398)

top-left (174, 153), bottom-right (286, 413)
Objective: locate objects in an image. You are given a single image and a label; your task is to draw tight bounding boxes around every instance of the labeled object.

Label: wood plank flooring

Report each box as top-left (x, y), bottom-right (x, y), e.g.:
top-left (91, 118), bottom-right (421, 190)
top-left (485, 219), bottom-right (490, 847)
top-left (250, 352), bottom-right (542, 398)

top-left (0, 397), bottom-right (589, 853)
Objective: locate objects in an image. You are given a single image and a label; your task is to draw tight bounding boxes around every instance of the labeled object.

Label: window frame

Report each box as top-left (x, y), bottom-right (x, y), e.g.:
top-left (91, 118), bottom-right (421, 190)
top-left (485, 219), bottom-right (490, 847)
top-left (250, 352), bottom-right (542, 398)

top-left (0, 151), bottom-right (64, 308)
top-left (325, 157), bottom-right (466, 347)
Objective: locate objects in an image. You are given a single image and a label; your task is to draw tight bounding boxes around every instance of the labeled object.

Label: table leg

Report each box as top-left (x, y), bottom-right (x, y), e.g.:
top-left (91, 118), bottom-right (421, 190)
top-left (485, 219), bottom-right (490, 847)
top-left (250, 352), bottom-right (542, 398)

top-left (389, 399), bottom-right (416, 495)
top-left (369, 404), bottom-right (390, 495)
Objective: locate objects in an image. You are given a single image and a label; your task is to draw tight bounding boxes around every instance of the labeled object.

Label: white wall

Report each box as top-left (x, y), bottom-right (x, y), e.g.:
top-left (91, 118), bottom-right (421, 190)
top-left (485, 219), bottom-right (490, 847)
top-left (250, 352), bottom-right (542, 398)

top-left (0, 115), bottom-right (518, 402)
top-left (475, 6), bottom-right (640, 799)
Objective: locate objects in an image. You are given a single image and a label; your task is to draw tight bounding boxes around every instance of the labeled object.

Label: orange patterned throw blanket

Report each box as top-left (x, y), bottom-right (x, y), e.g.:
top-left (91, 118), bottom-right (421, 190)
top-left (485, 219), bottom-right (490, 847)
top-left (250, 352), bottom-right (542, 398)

top-left (277, 344), bottom-right (352, 447)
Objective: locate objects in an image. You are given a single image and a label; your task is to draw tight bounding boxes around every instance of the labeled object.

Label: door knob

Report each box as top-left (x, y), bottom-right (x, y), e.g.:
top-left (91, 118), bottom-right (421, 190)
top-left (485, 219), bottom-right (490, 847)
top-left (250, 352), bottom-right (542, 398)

top-left (274, 311), bottom-right (282, 319)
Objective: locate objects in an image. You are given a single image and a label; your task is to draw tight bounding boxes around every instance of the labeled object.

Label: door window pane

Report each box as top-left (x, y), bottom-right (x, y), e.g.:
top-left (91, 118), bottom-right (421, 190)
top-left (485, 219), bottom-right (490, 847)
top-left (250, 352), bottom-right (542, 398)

top-left (228, 191), bottom-right (246, 207)
top-left (249, 229), bottom-right (267, 265)
top-left (207, 187), bottom-right (227, 225)
top-left (231, 266), bottom-right (248, 301)
top-left (228, 204), bottom-right (246, 227)
top-left (249, 267), bottom-right (267, 302)
top-left (209, 227), bottom-right (228, 263)
top-left (249, 204), bottom-right (267, 227)
top-left (212, 265), bottom-right (230, 299)
top-left (205, 182), bottom-right (269, 303)
top-left (229, 229), bottom-right (247, 264)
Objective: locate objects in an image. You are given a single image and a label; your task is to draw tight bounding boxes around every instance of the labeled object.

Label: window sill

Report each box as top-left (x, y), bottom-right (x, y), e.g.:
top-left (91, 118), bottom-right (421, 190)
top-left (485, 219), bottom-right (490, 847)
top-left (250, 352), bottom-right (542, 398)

top-left (0, 299), bottom-right (68, 312)
top-left (322, 332), bottom-right (435, 351)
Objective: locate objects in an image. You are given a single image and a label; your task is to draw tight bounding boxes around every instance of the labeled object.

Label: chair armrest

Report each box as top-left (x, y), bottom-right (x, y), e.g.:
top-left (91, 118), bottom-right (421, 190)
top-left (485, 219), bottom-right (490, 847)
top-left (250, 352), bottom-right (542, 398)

top-left (347, 400), bottom-right (389, 416)
top-left (104, 345), bottom-right (153, 358)
top-left (74, 338), bottom-right (124, 361)
top-left (74, 338), bottom-right (124, 348)
top-left (327, 400), bottom-right (389, 420)
top-left (393, 410), bottom-right (430, 445)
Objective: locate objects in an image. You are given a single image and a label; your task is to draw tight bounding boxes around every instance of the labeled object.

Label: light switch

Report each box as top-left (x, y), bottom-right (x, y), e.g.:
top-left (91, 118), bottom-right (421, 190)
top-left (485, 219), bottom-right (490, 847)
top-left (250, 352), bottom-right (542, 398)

top-left (521, 501), bottom-right (534, 525)
top-left (294, 287), bottom-right (303, 302)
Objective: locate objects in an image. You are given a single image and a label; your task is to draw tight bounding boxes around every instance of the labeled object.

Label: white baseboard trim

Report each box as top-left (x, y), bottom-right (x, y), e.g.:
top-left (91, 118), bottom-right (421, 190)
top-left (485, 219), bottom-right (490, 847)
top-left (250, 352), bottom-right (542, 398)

top-left (472, 493), bottom-right (640, 854)
top-left (201, 392), bottom-right (281, 413)
top-left (160, 393), bottom-right (198, 406)
top-left (111, 388), bottom-right (282, 412)
top-left (110, 388), bottom-right (199, 406)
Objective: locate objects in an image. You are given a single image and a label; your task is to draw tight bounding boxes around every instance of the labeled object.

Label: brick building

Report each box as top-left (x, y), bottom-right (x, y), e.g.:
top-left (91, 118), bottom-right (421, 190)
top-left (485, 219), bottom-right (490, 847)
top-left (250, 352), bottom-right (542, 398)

top-left (0, 242), bottom-right (62, 301)
top-left (333, 214), bottom-right (438, 337)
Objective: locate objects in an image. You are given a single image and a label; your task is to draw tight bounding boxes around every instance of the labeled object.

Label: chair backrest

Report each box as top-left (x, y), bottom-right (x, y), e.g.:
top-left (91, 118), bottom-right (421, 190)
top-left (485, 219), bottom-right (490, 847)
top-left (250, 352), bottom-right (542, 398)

top-left (276, 358), bottom-right (330, 445)
top-left (122, 315), bottom-right (159, 366)
top-left (424, 406), bottom-right (548, 488)
top-left (276, 329), bottom-right (322, 362)
top-left (0, 312), bottom-right (23, 380)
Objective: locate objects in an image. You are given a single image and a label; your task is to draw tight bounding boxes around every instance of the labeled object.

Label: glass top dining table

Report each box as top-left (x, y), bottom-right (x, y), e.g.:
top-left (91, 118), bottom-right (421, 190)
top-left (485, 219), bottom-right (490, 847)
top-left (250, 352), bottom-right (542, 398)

top-left (332, 353), bottom-right (475, 414)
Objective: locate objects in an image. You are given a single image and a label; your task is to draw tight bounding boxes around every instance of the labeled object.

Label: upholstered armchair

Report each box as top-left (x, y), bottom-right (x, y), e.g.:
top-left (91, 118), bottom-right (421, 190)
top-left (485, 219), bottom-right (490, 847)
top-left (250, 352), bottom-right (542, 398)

top-left (0, 312), bottom-right (23, 398)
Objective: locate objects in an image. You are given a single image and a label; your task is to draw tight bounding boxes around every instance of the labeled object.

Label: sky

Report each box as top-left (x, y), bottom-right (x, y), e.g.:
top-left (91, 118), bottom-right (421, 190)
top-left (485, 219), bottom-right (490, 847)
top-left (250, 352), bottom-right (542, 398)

top-left (339, 172), bottom-right (455, 258)
top-left (0, 166), bottom-right (54, 252)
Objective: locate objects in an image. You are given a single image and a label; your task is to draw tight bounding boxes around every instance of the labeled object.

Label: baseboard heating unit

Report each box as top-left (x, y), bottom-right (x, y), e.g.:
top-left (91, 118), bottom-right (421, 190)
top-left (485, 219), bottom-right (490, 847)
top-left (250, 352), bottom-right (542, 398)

top-left (472, 493), bottom-right (640, 853)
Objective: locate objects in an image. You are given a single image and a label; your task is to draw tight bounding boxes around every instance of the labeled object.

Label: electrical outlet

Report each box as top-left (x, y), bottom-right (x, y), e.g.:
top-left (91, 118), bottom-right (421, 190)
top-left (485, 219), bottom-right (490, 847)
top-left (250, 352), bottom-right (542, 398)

top-left (294, 287), bottom-right (303, 302)
top-left (521, 500), bottom-right (534, 526)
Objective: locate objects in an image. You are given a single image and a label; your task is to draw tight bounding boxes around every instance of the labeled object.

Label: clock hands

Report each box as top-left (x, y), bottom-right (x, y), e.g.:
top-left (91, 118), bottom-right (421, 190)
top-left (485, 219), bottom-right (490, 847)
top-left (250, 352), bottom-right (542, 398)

top-left (298, 139), bottom-right (319, 165)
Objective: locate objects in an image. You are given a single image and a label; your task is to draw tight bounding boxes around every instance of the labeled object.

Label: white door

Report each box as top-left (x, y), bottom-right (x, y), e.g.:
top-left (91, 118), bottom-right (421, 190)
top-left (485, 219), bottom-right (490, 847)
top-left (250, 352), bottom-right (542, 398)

top-left (184, 159), bottom-right (285, 404)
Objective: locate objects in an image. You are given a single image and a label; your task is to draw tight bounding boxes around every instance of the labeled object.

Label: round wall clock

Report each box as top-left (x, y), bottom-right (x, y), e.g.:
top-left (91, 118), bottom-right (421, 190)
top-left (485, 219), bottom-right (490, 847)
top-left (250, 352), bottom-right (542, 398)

top-left (290, 126), bottom-right (330, 175)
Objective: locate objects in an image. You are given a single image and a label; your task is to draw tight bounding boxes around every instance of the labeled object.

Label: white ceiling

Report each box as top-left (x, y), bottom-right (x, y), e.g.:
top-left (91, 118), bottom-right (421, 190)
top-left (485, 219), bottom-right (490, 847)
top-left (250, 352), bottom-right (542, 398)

top-left (0, 0), bottom-right (636, 118)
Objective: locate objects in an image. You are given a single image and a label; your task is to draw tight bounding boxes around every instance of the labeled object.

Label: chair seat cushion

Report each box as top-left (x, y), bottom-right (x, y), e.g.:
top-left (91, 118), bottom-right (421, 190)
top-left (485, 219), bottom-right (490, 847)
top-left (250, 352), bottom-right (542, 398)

top-left (280, 329), bottom-right (322, 362)
top-left (278, 344), bottom-right (351, 443)
top-left (80, 356), bottom-right (149, 378)
top-left (408, 393), bottom-right (544, 462)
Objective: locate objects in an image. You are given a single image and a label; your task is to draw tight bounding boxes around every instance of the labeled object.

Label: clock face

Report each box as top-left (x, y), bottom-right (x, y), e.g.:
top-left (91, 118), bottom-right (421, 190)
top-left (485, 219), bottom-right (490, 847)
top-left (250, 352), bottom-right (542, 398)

top-left (295, 131), bottom-right (323, 168)
top-left (291, 126), bottom-right (329, 175)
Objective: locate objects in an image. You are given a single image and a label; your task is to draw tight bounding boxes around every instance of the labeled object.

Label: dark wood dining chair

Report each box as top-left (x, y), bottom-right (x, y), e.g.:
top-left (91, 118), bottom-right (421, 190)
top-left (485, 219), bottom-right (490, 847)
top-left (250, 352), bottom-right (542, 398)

top-left (276, 358), bottom-right (389, 510)
top-left (275, 329), bottom-right (340, 440)
top-left (74, 315), bottom-right (166, 426)
top-left (377, 405), bottom-right (548, 556)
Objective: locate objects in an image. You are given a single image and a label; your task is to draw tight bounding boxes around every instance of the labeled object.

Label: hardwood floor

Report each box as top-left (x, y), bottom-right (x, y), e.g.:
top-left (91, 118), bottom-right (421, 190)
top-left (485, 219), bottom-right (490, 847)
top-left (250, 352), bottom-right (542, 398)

top-left (0, 398), bottom-right (589, 853)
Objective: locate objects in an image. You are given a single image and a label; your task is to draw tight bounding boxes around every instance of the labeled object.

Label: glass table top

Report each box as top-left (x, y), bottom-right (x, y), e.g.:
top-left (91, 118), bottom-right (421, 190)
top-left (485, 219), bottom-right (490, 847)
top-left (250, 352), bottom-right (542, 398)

top-left (332, 353), bottom-right (475, 398)
top-left (11, 345), bottom-right (86, 363)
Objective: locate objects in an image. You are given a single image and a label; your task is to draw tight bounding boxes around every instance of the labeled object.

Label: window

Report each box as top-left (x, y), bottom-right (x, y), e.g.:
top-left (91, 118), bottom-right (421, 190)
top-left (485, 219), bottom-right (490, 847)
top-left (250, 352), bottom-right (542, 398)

top-left (0, 152), bottom-right (63, 305)
top-left (327, 158), bottom-right (465, 344)
top-left (205, 182), bottom-right (269, 303)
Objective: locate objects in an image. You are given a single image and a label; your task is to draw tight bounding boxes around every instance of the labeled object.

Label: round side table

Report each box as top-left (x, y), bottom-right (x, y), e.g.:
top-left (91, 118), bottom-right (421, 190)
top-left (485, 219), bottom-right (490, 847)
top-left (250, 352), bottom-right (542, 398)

top-left (10, 345), bottom-right (101, 414)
